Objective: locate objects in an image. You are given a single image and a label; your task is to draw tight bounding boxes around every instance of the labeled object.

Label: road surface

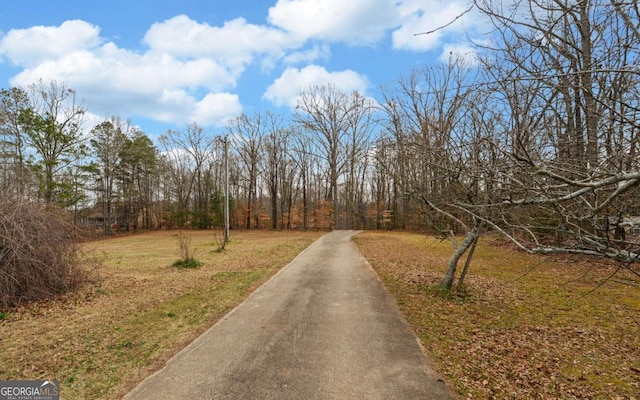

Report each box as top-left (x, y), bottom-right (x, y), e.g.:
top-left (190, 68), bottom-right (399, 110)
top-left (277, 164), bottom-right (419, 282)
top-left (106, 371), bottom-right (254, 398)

top-left (124, 230), bottom-right (453, 399)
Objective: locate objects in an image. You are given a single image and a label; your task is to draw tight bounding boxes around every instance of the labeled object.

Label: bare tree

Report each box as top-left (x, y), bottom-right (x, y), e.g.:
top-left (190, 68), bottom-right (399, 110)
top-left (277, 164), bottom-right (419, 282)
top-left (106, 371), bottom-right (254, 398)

top-left (228, 113), bottom-right (264, 229)
top-left (295, 84), bottom-right (377, 229)
top-left (158, 123), bottom-right (212, 228)
top-left (0, 195), bottom-right (88, 309)
top-left (343, 91), bottom-right (376, 229)
top-left (261, 112), bottom-right (288, 229)
top-left (294, 85), bottom-right (352, 228)
top-left (453, 0), bottom-right (640, 277)
top-left (369, 135), bottom-right (395, 229)
top-left (381, 58), bottom-right (489, 289)
top-left (290, 128), bottom-right (314, 229)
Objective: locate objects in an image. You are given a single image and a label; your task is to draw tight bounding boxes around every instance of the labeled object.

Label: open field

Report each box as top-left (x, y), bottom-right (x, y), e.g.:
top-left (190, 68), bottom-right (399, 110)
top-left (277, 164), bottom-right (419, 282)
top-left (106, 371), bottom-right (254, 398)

top-left (354, 231), bottom-right (640, 399)
top-left (2, 229), bottom-right (638, 399)
top-left (0, 230), bottom-right (323, 399)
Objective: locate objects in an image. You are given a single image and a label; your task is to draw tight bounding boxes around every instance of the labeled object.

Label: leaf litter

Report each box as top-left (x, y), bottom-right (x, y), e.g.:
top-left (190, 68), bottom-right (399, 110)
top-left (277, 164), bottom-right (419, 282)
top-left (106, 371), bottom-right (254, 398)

top-left (354, 231), bottom-right (640, 399)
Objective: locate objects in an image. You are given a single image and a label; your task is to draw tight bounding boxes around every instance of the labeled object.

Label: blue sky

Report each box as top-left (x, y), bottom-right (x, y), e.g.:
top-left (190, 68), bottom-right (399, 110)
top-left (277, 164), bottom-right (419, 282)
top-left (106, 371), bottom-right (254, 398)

top-left (0, 0), bottom-right (480, 137)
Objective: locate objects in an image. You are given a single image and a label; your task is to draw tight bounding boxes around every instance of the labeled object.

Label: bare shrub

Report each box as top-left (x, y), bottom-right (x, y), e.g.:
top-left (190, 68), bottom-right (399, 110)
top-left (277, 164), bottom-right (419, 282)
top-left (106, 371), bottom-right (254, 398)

top-left (172, 231), bottom-right (202, 269)
top-left (0, 196), bottom-right (88, 310)
top-left (213, 227), bottom-right (228, 252)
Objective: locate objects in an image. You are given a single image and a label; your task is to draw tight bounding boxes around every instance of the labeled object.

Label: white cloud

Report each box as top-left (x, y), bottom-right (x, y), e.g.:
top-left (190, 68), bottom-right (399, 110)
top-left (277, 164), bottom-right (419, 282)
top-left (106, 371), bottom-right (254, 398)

top-left (9, 48), bottom-right (239, 124)
top-left (192, 93), bottom-right (242, 126)
top-left (1, 19), bottom-right (247, 128)
top-left (439, 43), bottom-right (479, 65)
top-left (12, 48), bottom-right (235, 93)
top-left (283, 44), bottom-right (331, 65)
top-left (267, 0), bottom-right (482, 54)
top-left (0, 2), bottom-right (484, 130)
top-left (155, 89), bottom-right (242, 126)
top-left (143, 15), bottom-right (295, 69)
top-left (263, 65), bottom-right (371, 108)
top-left (0, 20), bottom-right (102, 66)
top-left (268, 0), bottom-right (399, 45)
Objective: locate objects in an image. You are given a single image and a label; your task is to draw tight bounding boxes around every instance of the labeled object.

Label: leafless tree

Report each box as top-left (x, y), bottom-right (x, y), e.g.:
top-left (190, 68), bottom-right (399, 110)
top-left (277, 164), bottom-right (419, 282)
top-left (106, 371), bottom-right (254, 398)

top-left (261, 112), bottom-right (287, 229)
top-left (343, 91), bottom-right (376, 229)
top-left (295, 84), bottom-right (350, 228)
top-left (159, 123), bottom-right (213, 227)
top-left (381, 58), bottom-right (489, 289)
top-left (295, 84), bottom-right (376, 228)
top-left (369, 135), bottom-right (395, 229)
top-left (453, 0), bottom-right (640, 277)
top-left (290, 128), bottom-right (314, 229)
top-left (228, 113), bottom-right (264, 229)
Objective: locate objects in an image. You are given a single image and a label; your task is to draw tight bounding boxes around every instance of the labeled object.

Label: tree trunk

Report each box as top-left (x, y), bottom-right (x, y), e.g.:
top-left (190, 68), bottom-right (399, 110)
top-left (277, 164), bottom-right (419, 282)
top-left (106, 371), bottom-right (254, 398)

top-left (456, 234), bottom-right (479, 291)
top-left (441, 228), bottom-right (478, 290)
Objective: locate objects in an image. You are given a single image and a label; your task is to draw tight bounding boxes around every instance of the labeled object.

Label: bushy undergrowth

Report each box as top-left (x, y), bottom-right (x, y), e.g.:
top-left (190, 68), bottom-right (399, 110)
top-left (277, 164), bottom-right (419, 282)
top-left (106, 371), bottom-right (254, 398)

top-left (0, 197), bottom-right (88, 310)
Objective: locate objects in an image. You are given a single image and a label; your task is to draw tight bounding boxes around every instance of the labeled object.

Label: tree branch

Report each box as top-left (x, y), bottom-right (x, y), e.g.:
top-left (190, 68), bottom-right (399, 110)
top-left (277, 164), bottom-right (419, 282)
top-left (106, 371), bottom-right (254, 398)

top-left (414, 5), bottom-right (474, 36)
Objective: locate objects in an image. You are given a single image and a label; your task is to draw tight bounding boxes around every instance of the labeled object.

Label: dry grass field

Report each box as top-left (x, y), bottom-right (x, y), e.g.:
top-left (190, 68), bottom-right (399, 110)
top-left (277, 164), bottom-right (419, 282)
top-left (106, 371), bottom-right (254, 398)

top-left (2, 229), bottom-right (639, 399)
top-left (353, 231), bottom-right (640, 399)
top-left (0, 230), bottom-right (323, 399)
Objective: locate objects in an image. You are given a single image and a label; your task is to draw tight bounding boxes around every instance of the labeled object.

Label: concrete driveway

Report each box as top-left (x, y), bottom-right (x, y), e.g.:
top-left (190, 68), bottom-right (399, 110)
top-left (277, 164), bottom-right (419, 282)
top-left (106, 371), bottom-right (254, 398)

top-left (124, 230), bottom-right (453, 399)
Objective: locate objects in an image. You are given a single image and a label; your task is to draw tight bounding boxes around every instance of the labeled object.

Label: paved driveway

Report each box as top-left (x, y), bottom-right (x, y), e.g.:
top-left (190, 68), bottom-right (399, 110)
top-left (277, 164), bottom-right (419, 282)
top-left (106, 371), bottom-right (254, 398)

top-left (124, 230), bottom-right (453, 399)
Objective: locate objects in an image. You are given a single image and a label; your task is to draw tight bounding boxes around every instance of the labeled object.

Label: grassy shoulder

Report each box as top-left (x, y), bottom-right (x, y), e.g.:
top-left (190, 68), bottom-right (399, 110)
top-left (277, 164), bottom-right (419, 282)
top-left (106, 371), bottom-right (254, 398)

top-left (0, 230), bottom-right (323, 399)
top-left (353, 231), bottom-right (640, 399)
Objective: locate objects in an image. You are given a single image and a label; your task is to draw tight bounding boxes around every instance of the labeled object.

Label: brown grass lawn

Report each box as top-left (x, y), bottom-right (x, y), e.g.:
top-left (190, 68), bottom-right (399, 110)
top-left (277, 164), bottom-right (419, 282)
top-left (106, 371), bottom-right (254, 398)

top-left (0, 230), bottom-right (323, 399)
top-left (353, 231), bottom-right (640, 399)
top-left (2, 229), bottom-right (638, 399)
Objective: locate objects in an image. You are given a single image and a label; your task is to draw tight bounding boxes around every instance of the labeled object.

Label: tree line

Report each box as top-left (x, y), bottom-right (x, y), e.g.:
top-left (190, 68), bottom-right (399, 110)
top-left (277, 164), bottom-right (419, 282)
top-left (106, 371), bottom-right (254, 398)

top-left (1, 0), bottom-right (639, 284)
top-left (0, 80), bottom-right (388, 233)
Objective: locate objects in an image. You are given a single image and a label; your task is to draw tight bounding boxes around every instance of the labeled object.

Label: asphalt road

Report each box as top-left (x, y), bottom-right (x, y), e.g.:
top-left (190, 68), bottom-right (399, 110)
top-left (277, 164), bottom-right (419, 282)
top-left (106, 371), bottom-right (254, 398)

top-left (124, 230), bottom-right (453, 399)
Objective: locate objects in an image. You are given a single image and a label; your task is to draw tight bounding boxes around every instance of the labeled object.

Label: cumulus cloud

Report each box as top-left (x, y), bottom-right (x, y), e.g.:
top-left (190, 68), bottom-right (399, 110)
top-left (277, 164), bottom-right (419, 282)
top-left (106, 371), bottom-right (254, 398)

top-left (283, 44), bottom-right (331, 65)
top-left (12, 47), bottom-right (235, 94)
top-left (0, 18), bottom-right (247, 127)
top-left (143, 15), bottom-right (295, 69)
top-left (155, 89), bottom-right (242, 126)
top-left (268, 0), bottom-right (399, 45)
top-left (267, 0), bottom-right (479, 51)
top-left (0, 20), bottom-right (102, 66)
top-left (0, 1), bottom-right (483, 129)
top-left (263, 65), bottom-right (371, 108)
top-left (192, 93), bottom-right (242, 126)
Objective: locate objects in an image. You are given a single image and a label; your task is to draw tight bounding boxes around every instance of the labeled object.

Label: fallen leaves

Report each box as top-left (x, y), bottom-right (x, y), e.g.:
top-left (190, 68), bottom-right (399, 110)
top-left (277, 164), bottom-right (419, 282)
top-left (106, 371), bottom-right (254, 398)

top-left (354, 231), bottom-right (640, 399)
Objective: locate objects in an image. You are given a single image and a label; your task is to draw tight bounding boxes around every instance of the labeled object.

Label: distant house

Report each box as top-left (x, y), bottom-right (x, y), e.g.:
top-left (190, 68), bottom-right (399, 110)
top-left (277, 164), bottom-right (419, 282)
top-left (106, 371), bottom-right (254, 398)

top-left (80, 201), bottom-right (116, 233)
top-left (79, 201), bottom-right (160, 233)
